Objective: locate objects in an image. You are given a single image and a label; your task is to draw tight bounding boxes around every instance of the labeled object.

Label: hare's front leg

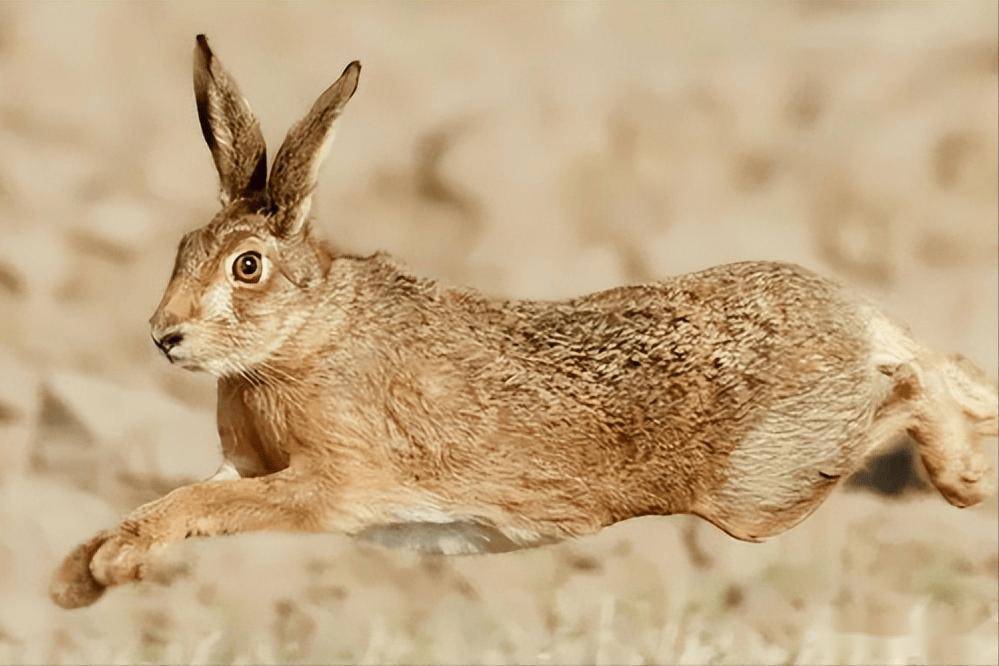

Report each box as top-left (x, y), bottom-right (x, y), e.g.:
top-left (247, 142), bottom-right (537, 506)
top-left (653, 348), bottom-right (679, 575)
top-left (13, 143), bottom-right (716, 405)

top-left (51, 467), bottom-right (331, 608)
top-left (91, 468), bottom-right (328, 586)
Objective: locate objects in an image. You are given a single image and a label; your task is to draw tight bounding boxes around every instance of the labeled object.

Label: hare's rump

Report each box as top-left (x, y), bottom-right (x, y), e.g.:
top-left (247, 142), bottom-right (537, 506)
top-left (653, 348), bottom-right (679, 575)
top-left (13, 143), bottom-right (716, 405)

top-left (692, 306), bottom-right (997, 541)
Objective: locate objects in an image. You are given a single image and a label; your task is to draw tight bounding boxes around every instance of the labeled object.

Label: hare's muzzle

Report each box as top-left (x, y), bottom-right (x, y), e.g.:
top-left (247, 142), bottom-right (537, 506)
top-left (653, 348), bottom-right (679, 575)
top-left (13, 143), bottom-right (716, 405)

top-left (149, 275), bottom-right (197, 359)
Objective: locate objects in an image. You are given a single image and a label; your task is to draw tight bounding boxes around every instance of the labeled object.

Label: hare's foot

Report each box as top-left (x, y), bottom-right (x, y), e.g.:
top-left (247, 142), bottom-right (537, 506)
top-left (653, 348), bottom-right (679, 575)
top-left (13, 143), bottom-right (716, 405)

top-left (920, 438), bottom-right (994, 508)
top-left (908, 367), bottom-right (996, 509)
top-left (50, 530), bottom-right (112, 609)
top-left (88, 524), bottom-right (164, 587)
top-left (52, 471), bottom-right (331, 607)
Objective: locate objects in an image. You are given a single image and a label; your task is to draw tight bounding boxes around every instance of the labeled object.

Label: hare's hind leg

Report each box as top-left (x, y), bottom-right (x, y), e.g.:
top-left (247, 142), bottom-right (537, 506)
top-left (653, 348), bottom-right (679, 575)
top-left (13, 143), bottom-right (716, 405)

top-left (690, 393), bottom-right (882, 543)
top-left (906, 354), bottom-right (997, 508)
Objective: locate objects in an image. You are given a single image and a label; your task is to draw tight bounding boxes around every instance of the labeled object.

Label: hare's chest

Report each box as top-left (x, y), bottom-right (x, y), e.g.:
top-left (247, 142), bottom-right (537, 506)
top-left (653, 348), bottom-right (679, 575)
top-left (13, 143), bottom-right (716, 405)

top-left (217, 382), bottom-right (296, 476)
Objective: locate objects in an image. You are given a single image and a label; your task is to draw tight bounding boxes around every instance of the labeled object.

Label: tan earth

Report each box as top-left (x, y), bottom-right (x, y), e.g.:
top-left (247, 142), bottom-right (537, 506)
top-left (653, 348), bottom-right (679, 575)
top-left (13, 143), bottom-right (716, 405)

top-left (0, 2), bottom-right (996, 664)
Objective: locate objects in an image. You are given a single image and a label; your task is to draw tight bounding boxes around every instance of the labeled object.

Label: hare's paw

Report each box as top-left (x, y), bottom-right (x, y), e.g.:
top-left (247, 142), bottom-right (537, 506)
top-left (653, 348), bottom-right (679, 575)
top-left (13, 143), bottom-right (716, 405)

top-left (89, 528), bottom-right (158, 587)
top-left (50, 531), bottom-right (111, 609)
top-left (935, 455), bottom-right (995, 508)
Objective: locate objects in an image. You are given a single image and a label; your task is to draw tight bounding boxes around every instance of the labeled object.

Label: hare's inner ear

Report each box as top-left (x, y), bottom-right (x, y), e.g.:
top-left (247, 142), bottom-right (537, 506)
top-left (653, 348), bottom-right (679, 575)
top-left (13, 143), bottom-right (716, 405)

top-left (193, 35), bottom-right (268, 205)
top-left (267, 61), bottom-right (361, 238)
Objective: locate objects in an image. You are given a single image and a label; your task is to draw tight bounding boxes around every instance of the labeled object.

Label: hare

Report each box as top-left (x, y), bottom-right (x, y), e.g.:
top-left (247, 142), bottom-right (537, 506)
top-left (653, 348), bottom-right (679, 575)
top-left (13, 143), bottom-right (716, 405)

top-left (50, 35), bottom-right (998, 609)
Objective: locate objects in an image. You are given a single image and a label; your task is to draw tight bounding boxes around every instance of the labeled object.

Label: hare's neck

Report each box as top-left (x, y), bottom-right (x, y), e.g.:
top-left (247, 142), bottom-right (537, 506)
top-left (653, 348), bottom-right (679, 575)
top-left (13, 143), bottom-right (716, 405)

top-left (252, 254), bottom-right (497, 384)
top-left (253, 279), bottom-right (354, 385)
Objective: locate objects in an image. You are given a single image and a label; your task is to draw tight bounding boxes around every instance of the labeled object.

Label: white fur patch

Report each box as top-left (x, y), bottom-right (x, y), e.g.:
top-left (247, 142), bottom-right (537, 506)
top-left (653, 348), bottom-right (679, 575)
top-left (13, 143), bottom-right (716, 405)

top-left (358, 521), bottom-right (518, 555)
top-left (355, 505), bottom-right (548, 554)
top-left (208, 460), bottom-right (241, 481)
top-left (865, 307), bottom-right (919, 369)
top-left (201, 280), bottom-right (233, 320)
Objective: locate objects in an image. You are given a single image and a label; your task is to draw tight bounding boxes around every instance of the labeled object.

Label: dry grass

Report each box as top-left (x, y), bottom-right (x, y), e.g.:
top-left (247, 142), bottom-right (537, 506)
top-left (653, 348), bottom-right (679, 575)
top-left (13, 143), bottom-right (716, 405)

top-left (0, 2), bottom-right (996, 664)
top-left (2, 483), bottom-right (997, 664)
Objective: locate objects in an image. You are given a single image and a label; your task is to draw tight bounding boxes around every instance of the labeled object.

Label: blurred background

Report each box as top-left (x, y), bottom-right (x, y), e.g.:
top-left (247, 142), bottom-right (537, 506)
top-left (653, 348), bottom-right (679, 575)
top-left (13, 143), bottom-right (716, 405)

top-left (0, 2), bottom-right (996, 664)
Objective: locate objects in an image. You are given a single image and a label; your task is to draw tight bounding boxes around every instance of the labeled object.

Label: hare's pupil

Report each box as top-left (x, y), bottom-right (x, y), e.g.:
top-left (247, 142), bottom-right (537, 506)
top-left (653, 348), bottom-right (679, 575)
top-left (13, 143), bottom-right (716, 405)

top-left (241, 255), bottom-right (257, 274)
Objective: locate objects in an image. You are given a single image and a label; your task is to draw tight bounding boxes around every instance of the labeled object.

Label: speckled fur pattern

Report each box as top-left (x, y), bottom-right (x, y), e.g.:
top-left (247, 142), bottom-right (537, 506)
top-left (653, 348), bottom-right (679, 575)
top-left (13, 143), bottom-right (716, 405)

top-left (50, 36), bottom-right (999, 609)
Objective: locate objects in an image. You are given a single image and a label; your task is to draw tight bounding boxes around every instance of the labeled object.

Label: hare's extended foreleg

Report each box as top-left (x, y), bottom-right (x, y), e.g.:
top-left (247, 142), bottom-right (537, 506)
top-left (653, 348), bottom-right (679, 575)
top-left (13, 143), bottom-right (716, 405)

top-left (89, 469), bottom-right (329, 586)
top-left (50, 467), bottom-right (331, 608)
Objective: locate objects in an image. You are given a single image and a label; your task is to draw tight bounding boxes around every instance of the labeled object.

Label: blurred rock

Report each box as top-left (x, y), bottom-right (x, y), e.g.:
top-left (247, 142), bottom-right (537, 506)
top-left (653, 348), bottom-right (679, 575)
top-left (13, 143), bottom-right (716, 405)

top-left (143, 128), bottom-right (209, 204)
top-left (0, 476), bottom-right (117, 553)
top-left (31, 380), bottom-right (99, 494)
top-left (0, 226), bottom-right (72, 301)
top-left (17, 302), bottom-right (123, 375)
top-left (0, 476), bottom-right (116, 646)
top-left (0, 347), bottom-right (39, 477)
top-left (73, 195), bottom-right (162, 260)
top-left (42, 371), bottom-right (220, 485)
top-left (1, 135), bottom-right (97, 212)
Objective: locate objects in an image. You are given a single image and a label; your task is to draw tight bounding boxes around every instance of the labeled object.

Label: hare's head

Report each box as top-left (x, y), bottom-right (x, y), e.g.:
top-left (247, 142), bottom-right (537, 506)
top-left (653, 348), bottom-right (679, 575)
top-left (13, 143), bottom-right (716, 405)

top-left (149, 35), bottom-right (359, 376)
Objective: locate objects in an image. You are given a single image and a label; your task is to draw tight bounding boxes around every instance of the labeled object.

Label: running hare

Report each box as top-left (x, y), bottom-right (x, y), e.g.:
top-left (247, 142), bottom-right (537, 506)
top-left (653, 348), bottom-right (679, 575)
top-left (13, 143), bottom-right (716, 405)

top-left (51, 35), bottom-right (998, 609)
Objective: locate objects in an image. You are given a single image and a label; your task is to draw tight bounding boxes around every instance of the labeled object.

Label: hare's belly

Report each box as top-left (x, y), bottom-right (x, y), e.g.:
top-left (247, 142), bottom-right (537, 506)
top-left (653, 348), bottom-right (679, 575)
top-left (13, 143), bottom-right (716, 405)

top-left (355, 504), bottom-right (556, 554)
top-left (357, 521), bottom-right (529, 554)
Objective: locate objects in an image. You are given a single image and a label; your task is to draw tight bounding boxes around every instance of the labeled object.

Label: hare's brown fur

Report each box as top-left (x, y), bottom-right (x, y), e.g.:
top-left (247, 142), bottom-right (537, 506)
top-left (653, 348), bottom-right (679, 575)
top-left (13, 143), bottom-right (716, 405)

top-left (51, 36), bottom-right (998, 609)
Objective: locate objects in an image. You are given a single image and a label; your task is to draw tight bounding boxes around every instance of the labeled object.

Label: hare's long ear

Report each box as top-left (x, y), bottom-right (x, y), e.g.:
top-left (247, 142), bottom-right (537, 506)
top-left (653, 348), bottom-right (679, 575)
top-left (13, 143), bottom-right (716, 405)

top-left (193, 34), bottom-right (268, 204)
top-left (267, 61), bottom-right (361, 238)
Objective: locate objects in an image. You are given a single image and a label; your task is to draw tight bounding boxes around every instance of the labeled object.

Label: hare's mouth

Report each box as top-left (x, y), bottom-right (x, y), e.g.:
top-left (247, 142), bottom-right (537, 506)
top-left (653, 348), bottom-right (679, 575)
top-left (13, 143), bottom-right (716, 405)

top-left (151, 336), bottom-right (206, 372)
top-left (163, 350), bottom-right (204, 372)
top-left (150, 327), bottom-right (222, 373)
top-left (170, 348), bottom-right (216, 373)
top-left (173, 356), bottom-right (207, 372)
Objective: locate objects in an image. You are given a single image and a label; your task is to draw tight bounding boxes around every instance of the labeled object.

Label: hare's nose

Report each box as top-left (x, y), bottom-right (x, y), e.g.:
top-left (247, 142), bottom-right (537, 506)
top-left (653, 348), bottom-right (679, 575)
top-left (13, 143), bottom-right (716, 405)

top-left (152, 330), bottom-right (184, 356)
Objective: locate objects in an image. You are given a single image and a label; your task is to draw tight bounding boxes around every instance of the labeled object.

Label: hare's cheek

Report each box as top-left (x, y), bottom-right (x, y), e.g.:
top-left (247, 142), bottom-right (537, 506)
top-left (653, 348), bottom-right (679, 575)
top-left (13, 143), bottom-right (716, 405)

top-left (200, 282), bottom-right (235, 321)
top-left (229, 290), bottom-right (268, 324)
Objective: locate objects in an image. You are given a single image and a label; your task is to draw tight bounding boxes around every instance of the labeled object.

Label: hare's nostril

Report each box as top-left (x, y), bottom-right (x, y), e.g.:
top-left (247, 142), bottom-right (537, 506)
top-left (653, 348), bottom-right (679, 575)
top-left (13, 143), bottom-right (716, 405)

top-left (153, 331), bottom-right (185, 355)
top-left (162, 332), bottom-right (184, 349)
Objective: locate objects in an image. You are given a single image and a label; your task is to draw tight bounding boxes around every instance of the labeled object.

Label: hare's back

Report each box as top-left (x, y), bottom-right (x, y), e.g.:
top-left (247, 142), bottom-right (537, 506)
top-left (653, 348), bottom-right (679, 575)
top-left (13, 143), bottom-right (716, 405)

top-left (546, 261), bottom-right (876, 497)
top-left (572, 260), bottom-right (870, 374)
top-left (490, 259), bottom-right (876, 454)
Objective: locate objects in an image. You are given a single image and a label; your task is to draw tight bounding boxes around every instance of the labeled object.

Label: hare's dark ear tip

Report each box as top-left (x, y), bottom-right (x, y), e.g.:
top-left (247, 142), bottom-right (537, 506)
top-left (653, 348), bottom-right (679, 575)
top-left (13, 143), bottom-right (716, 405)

top-left (341, 61), bottom-right (361, 95)
top-left (344, 60), bottom-right (362, 80)
top-left (195, 34), bottom-right (213, 61)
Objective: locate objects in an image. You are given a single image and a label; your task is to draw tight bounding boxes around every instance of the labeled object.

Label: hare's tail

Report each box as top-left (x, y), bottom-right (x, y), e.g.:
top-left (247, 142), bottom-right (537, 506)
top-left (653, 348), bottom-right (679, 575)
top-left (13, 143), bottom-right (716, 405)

top-left (870, 310), bottom-right (997, 507)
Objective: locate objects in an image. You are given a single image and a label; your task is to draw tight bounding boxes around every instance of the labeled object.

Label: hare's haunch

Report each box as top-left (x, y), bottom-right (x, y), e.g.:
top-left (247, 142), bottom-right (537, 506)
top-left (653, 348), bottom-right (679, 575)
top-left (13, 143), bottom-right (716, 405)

top-left (50, 35), bottom-right (998, 609)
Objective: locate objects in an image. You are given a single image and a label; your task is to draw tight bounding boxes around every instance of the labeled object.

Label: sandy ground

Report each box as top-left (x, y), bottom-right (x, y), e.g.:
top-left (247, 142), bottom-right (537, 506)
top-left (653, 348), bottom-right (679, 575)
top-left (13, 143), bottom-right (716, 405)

top-left (0, 2), bottom-right (996, 664)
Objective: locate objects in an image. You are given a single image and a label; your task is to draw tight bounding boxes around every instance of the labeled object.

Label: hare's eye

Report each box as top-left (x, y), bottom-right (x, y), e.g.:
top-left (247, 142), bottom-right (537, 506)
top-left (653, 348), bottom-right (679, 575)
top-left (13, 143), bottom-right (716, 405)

top-left (232, 251), bottom-right (263, 283)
